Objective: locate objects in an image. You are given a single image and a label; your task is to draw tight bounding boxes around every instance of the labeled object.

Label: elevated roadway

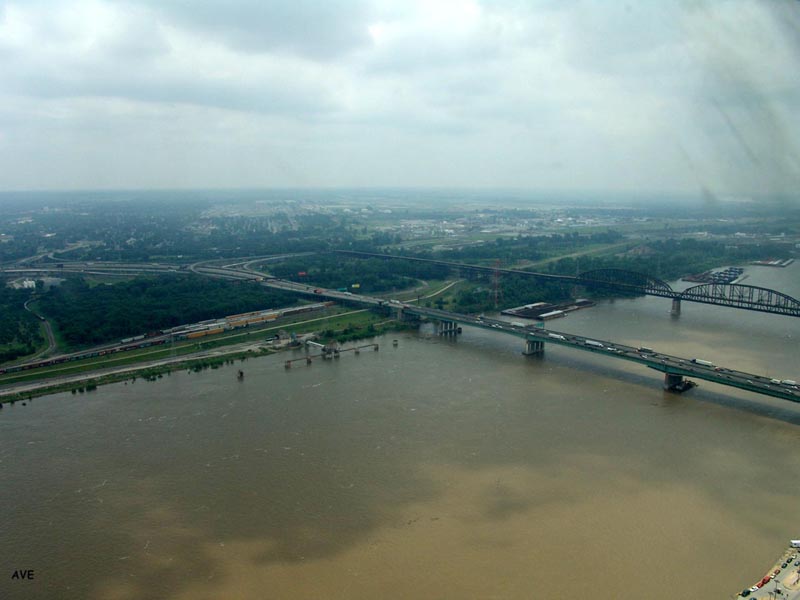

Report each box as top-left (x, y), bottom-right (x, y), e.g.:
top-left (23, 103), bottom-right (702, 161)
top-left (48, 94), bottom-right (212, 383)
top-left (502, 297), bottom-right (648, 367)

top-left (399, 304), bottom-right (800, 403)
top-left (256, 279), bottom-right (800, 405)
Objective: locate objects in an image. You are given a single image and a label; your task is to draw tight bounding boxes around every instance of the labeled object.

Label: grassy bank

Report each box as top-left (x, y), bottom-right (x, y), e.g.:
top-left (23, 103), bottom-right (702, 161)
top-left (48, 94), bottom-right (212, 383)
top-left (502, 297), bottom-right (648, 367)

top-left (0, 311), bottom-right (411, 403)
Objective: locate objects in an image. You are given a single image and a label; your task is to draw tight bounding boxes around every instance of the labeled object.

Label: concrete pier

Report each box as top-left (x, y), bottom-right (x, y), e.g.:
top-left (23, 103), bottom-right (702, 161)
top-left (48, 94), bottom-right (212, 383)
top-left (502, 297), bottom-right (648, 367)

top-left (523, 339), bottom-right (544, 355)
top-left (437, 320), bottom-right (459, 336)
top-left (671, 298), bottom-right (681, 316)
top-left (663, 372), bottom-right (683, 390)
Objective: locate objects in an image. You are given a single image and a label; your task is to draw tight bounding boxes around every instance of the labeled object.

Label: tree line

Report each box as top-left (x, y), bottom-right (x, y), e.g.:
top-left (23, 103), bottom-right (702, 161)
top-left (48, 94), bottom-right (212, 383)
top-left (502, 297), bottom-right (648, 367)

top-left (37, 276), bottom-right (299, 349)
top-left (0, 287), bottom-right (44, 363)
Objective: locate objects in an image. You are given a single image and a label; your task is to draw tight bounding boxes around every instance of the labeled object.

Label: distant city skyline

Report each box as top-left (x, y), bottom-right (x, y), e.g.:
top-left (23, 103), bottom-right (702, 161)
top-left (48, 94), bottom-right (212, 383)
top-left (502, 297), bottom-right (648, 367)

top-left (0, 0), bottom-right (798, 197)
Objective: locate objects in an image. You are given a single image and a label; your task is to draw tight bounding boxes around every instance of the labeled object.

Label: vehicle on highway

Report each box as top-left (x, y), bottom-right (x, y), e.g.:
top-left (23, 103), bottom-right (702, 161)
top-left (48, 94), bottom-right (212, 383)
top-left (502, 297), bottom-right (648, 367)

top-left (585, 340), bottom-right (604, 349)
top-left (691, 358), bottom-right (714, 367)
top-left (638, 346), bottom-right (654, 353)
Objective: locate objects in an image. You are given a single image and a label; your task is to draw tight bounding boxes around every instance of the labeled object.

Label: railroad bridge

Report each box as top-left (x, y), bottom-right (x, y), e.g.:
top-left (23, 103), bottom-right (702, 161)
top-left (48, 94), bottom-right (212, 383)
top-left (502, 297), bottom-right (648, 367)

top-left (334, 251), bottom-right (800, 318)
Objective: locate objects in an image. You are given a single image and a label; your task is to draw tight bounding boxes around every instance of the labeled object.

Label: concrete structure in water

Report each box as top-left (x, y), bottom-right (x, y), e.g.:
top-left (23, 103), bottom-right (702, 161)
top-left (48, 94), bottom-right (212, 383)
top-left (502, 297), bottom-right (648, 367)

top-left (523, 339), bottom-right (544, 355)
top-left (436, 320), bottom-right (460, 336)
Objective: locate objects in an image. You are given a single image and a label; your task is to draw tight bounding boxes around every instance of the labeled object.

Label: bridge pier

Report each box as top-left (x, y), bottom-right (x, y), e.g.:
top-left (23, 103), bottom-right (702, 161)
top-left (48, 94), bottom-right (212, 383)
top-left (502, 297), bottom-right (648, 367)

top-left (671, 298), bottom-right (681, 316)
top-left (437, 320), bottom-right (459, 336)
top-left (523, 339), bottom-right (544, 355)
top-left (663, 373), bottom-right (682, 390)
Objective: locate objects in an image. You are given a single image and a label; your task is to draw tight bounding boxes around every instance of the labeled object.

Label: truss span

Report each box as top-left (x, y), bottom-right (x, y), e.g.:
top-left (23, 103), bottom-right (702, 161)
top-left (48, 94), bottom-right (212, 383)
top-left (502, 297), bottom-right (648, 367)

top-left (577, 269), bottom-right (674, 296)
top-left (679, 283), bottom-right (800, 316)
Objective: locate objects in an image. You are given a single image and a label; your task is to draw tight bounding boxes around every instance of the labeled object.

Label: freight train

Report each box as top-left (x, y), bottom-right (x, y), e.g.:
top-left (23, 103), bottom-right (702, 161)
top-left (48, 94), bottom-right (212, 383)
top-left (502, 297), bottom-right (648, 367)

top-left (0, 302), bottom-right (334, 376)
top-left (163, 302), bottom-right (333, 340)
top-left (0, 338), bottom-right (168, 375)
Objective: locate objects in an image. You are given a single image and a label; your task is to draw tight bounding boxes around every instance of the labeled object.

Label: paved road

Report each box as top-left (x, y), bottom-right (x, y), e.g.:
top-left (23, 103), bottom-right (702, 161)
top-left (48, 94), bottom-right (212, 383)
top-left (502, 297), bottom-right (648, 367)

top-left (23, 298), bottom-right (56, 359)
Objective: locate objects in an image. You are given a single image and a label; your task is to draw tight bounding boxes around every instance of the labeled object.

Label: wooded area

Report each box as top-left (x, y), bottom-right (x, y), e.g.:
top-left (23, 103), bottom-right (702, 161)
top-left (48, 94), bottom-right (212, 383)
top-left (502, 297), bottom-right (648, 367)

top-left (38, 276), bottom-right (298, 348)
top-left (0, 287), bottom-right (43, 362)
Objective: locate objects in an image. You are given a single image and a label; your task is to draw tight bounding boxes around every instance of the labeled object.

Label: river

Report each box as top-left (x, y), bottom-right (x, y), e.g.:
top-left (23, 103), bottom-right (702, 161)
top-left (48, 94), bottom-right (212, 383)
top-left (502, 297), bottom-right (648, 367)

top-left (1, 264), bottom-right (799, 599)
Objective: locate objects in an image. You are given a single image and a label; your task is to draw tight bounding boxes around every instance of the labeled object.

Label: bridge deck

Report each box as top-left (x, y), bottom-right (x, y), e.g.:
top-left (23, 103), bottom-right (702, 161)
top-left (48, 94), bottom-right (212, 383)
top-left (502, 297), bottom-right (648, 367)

top-left (403, 305), bottom-right (799, 403)
top-left (256, 279), bottom-right (799, 405)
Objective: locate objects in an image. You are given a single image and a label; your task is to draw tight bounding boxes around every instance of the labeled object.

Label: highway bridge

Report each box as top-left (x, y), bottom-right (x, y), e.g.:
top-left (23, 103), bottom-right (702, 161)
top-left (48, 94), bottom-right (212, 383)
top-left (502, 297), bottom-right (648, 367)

top-left (333, 250), bottom-right (800, 318)
top-left (254, 278), bottom-right (800, 405)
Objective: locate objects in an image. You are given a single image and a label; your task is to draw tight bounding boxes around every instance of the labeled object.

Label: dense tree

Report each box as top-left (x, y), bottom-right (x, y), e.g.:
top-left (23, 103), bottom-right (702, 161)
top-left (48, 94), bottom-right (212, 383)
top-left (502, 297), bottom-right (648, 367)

top-left (270, 257), bottom-right (449, 293)
top-left (0, 287), bottom-right (43, 362)
top-left (38, 276), bottom-right (299, 348)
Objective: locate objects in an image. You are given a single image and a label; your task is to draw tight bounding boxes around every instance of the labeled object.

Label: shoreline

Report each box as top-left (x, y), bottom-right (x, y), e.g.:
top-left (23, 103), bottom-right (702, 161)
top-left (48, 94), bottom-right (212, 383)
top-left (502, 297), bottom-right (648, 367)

top-left (0, 323), bottom-right (407, 405)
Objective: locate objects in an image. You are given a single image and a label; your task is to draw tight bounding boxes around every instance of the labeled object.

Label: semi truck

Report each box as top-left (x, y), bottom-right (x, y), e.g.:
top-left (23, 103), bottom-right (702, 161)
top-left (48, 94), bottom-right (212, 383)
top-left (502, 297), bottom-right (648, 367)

top-left (691, 358), bottom-right (715, 367)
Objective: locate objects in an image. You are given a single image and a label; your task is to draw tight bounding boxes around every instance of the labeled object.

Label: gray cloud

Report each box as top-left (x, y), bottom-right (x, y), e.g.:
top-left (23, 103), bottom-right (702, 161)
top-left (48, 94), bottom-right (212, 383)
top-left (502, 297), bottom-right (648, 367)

top-left (0, 0), bottom-right (797, 194)
top-left (144, 0), bottom-right (378, 59)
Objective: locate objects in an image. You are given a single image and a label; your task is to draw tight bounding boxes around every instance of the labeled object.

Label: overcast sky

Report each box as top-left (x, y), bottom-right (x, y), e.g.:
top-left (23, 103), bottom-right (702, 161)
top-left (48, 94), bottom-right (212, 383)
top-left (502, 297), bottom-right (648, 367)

top-left (0, 0), bottom-right (798, 196)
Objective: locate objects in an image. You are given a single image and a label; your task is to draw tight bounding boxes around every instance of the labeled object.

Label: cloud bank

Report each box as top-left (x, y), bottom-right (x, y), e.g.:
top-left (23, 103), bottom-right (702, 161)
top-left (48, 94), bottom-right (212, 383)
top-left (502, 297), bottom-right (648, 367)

top-left (0, 0), bottom-right (797, 196)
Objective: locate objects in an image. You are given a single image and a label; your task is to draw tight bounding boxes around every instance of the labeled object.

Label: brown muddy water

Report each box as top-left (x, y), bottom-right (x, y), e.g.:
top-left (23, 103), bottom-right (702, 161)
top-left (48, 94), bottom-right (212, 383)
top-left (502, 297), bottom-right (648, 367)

top-left (1, 264), bottom-right (799, 599)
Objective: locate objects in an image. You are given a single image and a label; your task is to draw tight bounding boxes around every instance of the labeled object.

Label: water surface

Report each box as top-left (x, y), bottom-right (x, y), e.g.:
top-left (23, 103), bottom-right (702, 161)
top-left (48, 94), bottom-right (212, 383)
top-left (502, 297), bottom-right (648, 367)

top-left (1, 264), bottom-right (799, 599)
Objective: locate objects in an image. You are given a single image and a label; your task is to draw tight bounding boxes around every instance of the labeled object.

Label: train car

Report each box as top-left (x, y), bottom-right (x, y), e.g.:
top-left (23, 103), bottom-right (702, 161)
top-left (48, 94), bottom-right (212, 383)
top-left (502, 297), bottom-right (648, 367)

top-left (186, 327), bottom-right (224, 340)
top-left (120, 334), bottom-right (146, 344)
top-left (225, 310), bottom-right (262, 321)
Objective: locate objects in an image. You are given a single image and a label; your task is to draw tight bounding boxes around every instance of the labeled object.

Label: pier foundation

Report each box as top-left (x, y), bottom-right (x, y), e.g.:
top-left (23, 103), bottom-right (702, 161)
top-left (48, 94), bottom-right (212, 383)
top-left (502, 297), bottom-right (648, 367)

top-left (671, 298), bottom-right (681, 316)
top-left (437, 320), bottom-right (459, 336)
top-left (664, 372), bottom-right (683, 390)
top-left (523, 339), bottom-right (544, 355)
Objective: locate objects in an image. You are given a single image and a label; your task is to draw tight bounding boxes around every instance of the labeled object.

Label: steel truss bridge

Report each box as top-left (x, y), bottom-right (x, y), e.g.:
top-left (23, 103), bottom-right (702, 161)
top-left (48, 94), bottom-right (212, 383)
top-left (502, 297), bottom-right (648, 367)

top-left (334, 250), bottom-right (800, 318)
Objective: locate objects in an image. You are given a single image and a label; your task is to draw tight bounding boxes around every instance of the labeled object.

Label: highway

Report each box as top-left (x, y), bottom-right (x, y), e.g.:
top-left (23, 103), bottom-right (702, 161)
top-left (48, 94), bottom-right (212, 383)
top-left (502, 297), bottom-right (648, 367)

top-left (254, 279), bottom-right (800, 404)
top-left (410, 305), bottom-right (800, 403)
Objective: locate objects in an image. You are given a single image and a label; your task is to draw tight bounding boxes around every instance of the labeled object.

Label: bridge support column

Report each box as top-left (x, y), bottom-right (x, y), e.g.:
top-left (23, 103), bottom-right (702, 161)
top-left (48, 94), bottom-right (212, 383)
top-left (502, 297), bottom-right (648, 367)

top-left (523, 339), bottom-right (544, 355)
top-left (671, 298), bottom-right (681, 316)
top-left (437, 320), bottom-right (459, 336)
top-left (663, 372), bottom-right (683, 391)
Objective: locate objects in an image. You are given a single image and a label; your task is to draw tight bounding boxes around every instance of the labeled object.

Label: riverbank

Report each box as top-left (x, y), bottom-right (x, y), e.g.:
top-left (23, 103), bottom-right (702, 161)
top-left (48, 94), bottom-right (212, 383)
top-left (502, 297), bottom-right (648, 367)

top-left (0, 319), bottom-right (408, 404)
top-left (0, 342), bottom-right (273, 404)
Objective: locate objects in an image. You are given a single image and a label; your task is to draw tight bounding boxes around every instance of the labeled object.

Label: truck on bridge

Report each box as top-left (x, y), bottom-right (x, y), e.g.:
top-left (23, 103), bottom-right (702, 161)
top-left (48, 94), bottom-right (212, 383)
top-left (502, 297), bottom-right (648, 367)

top-left (692, 358), bottom-right (715, 367)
